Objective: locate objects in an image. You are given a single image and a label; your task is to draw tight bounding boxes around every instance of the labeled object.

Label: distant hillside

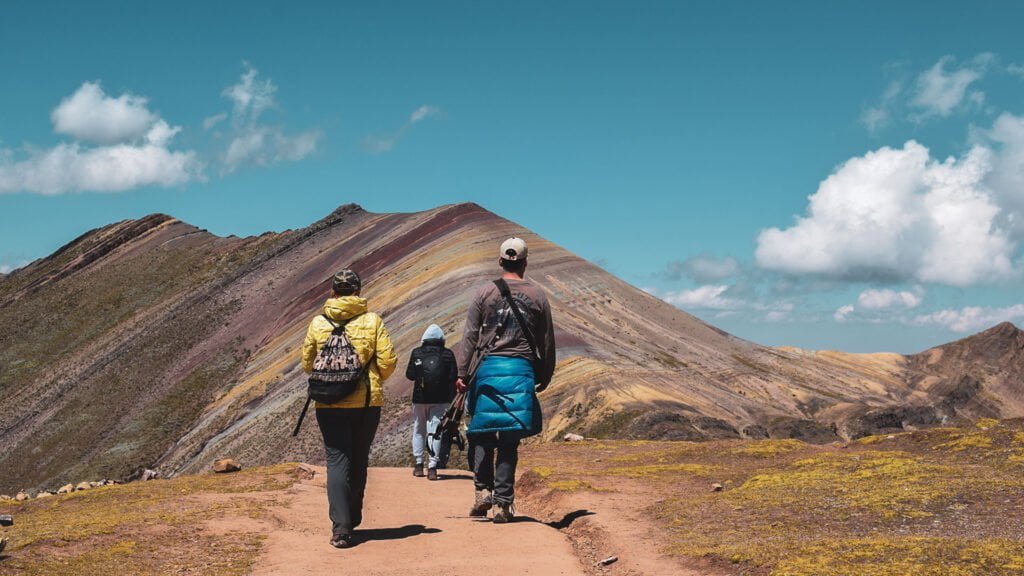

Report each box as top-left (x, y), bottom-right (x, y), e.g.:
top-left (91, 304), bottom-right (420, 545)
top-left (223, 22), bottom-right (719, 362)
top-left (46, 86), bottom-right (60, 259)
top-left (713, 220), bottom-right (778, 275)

top-left (1, 202), bottom-right (1022, 493)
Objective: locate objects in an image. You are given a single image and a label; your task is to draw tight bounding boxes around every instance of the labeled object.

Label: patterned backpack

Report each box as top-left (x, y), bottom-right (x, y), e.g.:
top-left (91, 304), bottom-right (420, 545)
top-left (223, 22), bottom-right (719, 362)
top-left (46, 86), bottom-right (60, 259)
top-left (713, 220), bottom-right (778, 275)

top-left (307, 314), bottom-right (366, 404)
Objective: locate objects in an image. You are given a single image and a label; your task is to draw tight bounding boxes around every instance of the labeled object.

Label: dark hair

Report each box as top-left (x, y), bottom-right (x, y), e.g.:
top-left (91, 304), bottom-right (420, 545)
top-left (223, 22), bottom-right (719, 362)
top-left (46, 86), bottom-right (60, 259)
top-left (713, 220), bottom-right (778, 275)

top-left (499, 258), bottom-right (527, 274)
top-left (333, 286), bottom-right (358, 297)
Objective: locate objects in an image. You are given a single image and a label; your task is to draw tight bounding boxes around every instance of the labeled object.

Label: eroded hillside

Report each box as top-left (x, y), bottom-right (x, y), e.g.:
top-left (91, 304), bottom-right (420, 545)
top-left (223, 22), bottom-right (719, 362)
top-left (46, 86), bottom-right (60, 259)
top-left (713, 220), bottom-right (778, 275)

top-left (2, 202), bottom-right (1023, 493)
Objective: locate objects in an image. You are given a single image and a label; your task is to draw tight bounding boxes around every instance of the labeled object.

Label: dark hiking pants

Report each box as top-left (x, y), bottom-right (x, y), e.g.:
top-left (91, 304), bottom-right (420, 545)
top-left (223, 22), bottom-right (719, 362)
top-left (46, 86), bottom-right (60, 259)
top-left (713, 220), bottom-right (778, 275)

top-left (470, 431), bottom-right (521, 504)
top-left (316, 407), bottom-right (381, 536)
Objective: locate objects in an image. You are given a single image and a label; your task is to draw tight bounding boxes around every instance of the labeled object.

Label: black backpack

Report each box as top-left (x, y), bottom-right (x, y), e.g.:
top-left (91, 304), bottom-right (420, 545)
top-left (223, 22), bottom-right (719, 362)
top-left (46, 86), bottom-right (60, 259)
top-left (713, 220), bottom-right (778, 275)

top-left (307, 314), bottom-right (366, 403)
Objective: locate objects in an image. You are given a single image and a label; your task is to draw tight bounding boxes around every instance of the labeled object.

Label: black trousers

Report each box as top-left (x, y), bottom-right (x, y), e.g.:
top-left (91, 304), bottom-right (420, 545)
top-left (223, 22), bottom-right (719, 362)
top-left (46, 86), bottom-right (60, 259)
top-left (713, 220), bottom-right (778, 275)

top-left (470, 431), bottom-right (521, 504)
top-left (315, 407), bottom-right (381, 536)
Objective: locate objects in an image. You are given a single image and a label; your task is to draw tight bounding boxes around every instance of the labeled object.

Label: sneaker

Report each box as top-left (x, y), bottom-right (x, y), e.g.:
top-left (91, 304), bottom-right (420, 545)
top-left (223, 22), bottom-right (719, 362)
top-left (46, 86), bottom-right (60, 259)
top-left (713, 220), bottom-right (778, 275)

top-left (413, 463), bottom-right (425, 477)
top-left (492, 502), bottom-right (515, 524)
top-left (469, 489), bottom-right (493, 517)
top-left (330, 533), bottom-right (353, 549)
top-left (427, 467), bottom-right (438, 481)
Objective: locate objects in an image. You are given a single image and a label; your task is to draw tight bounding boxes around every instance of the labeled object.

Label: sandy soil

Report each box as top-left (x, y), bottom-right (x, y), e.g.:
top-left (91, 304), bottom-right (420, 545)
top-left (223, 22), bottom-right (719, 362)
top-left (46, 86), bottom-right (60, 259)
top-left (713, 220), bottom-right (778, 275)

top-left (252, 467), bottom-right (586, 576)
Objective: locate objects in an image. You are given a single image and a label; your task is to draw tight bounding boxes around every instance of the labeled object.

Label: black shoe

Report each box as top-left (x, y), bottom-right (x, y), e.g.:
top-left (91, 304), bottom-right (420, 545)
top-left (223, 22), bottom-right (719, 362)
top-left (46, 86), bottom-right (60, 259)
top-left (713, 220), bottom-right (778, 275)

top-left (413, 463), bottom-right (425, 477)
top-left (427, 467), bottom-right (438, 481)
top-left (492, 502), bottom-right (515, 524)
top-left (330, 533), bottom-right (353, 548)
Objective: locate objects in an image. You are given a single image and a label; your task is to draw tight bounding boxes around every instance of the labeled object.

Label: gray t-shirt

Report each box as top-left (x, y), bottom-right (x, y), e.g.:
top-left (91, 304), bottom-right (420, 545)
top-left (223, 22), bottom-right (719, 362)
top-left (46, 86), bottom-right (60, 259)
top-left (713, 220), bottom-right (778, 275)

top-left (456, 277), bottom-right (556, 385)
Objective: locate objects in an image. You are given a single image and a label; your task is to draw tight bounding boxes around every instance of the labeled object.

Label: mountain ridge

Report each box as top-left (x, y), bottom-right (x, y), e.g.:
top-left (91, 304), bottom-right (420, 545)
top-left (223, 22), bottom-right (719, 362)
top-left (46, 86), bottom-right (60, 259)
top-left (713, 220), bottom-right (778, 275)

top-left (1, 201), bottom-right (1022, 493)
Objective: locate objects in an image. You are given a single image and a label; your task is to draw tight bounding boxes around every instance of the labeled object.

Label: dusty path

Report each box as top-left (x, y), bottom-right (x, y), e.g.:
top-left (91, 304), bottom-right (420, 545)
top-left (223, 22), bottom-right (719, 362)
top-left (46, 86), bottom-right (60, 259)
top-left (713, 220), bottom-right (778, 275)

top-left (253, 467), bottom-right (586, 575)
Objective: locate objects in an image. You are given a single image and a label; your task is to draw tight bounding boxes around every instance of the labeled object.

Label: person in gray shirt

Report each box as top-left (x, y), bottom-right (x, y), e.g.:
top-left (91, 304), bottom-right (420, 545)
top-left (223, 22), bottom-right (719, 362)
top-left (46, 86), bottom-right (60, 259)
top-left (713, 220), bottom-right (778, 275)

top-left (455, 237), bottom-right (556, 523)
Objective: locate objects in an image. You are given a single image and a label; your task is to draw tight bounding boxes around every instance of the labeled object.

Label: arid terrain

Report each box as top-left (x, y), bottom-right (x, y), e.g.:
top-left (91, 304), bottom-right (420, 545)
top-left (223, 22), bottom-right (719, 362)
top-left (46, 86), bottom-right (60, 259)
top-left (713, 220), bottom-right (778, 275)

top-left (3, 422), bottom-right (1024, 575)
top-left (2, 202), bottom-right (1023, 496)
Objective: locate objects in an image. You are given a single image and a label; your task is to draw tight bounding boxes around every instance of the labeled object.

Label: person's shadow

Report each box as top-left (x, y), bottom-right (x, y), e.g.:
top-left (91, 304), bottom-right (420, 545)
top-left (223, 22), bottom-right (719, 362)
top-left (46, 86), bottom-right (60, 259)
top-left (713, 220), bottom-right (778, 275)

top-left (509, 509), bottom-right (595, 528)
top-left (353, 524), bottom-right (441, 545)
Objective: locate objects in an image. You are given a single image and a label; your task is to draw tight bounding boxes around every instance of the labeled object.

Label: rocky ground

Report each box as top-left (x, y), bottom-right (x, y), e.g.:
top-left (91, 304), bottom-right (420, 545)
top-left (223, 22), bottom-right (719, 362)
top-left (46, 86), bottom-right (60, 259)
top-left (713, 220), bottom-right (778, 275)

top-left (3, 422), bottom-right (1024, 575)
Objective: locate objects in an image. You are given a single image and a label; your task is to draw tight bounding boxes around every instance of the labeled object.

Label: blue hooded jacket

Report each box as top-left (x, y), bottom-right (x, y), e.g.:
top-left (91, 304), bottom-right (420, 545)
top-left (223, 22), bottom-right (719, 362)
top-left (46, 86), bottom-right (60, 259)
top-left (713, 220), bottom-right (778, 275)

top-left (467, 356), bottom-right (542, 437)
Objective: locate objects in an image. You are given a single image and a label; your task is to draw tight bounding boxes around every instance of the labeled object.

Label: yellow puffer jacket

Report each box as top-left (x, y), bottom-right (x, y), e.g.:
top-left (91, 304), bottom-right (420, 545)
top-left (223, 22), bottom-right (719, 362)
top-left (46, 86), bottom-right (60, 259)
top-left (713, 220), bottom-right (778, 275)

top-left (301, 296), bottom-right (398, 408)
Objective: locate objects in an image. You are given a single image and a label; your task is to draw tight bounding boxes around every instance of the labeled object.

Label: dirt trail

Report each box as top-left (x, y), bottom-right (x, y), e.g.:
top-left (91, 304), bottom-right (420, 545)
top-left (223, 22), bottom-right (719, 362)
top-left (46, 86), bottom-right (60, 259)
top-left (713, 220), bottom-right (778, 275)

top-left (252, 467), bottom-right (586, 575)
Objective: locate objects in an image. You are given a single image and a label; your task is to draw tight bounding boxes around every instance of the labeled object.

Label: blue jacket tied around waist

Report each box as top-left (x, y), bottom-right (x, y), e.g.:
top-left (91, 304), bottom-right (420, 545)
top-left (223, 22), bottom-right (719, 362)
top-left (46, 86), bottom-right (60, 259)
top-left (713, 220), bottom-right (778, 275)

top-left (467, 356), bottom-right (542, 437)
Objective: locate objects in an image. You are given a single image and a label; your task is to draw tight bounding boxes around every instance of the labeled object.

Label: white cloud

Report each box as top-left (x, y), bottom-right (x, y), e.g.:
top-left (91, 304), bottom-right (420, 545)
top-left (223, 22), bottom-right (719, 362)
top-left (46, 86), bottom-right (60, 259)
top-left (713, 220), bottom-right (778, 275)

top-left (364, 104), bottom-right (442, 154)
top-left (223, 65), bottom-right (277, 121)
top-left (986, 113), bottom-right (1024, 236)
top-left (0, 122), bottom-right (201, 195)
top-left (217, 65), bottom-right (321, 174)
top-left (912, 304), bottom-right (1024, 333)
top-left (1009, 63), bottom-right (1024, 79)
top-left (834, 305), bottom-right (855, 323)
top-left (856, 287), bottom-right (923, 310)
top-left (51, 82), bottom-right (159, 145)
top-left (860, 107), bottom-right (890, 133)
top-left (1, 85), bottom-right (200, 195)
top-left (655, 284), bottom-right (793, 322)
top-left (410, 105), bottom-right (441, 123)
top-left (910, 54), bottom-right (992, 120)
top-left (202, 112), bottom-right (228, 131)
top-left (756, 140), bottom-right (1016, 287)
top-left (661, 285), bottom-right (741, 311)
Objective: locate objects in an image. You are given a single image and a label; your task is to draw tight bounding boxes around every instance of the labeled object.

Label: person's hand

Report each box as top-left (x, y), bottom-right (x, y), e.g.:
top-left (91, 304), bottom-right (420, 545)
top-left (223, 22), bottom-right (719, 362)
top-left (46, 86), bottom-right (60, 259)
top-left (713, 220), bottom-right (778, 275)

top-left (455, 378), bottom-right (467, 393)
top-left (535, 381), bottom-right (548, 393)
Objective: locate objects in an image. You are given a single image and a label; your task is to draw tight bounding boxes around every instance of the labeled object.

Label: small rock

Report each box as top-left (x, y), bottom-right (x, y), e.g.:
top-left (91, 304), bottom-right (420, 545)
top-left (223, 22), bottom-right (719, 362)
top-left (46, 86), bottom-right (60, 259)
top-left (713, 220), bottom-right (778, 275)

top-left (563, 433), bottom-right (585, 442)
top-left (886, 435), bottom-right (896, 440)
top-left (0, 514), bottom-right (13, 526)
top-left (104, 479), bottom-right (119, 486)
top-left (213, 459), bottom-right (242, 473)
top-left (0, 537), bottom-right (6, 555)
top-left (141, 469), bottom-right (159, 481)
top-left (75, 482), bottom-right (91, 492)
top-left (15, 492), bottom-right (29, 502)
top-left (296, 464), bottom-right (317, 480)
top-left (57, 484), bottom-right (74, 494)
top-left (597, 556), bottom-right (618, 566)
top-left (711, 483), bottom-right (724, 492)
top-left (35, 491), bottom-right (54, 499)
top-left (0, 495), bottom-right (10, 501)
top-left (89, 481), bottom-right (102, 488)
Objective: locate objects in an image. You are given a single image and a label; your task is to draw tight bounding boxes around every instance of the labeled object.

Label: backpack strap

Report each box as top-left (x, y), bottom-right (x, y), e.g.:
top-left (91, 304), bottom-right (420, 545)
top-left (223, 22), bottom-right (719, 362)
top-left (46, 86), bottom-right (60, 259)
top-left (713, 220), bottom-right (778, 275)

top-left (493, 279), bottom-right (540, 363)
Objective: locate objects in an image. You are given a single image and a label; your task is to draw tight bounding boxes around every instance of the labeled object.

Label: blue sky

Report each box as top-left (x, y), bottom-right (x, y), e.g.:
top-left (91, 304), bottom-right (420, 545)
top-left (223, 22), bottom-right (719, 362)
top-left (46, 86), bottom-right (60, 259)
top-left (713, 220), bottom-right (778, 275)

top-left (2, 1), bottom-right (1024, 352)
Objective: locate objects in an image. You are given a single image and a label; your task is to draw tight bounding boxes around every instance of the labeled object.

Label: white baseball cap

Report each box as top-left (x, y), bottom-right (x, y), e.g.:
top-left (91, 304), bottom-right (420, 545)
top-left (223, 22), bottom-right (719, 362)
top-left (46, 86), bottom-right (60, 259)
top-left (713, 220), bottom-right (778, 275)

top-left (500, 237), bottom-right (528, 261)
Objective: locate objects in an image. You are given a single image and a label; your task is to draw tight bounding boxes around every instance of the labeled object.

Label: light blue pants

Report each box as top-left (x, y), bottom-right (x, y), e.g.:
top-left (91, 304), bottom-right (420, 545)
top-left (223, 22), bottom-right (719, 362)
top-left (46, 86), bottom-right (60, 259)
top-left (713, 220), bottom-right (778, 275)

top-left (412, 403), bottom-right (447, 468)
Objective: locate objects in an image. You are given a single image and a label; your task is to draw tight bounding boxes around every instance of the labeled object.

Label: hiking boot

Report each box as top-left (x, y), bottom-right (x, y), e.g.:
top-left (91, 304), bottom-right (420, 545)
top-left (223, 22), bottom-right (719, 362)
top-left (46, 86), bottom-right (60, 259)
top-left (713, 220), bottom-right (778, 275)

top-left (469, 489), bottom-right (493, 516)
top-left (427, 467), bottom-right (438, 481)
top-left (413, 463), bottom-right (425, 477)
top-left (330, 533), bottom-right (353, 549)
top-left (492, 502), bottom-right (515, 524)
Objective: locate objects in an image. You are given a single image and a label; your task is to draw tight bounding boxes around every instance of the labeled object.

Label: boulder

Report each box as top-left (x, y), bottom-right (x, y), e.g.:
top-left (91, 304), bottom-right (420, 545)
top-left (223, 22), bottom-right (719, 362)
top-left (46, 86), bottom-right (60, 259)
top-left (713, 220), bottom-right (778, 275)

top-left (0, 514), bottom-right (13, 526)
top-left (711, 483), bottom-right (724, 492)
top-left (141, 469), bottom-right (159, 481)
top-left (36, 491), bottom-right (54, 499)
top-left (57, 484), bottom-right (74, 494)
top-left (563, 433), bottom-right (586, 442)
top-left (0, 537), bottom-right (6, 555)
top-left (0, 495), bottom-right (10, 501)
top-left (75, 482), bottom-right (91, 491)
top-left (15, 492), bottom-right (29, 502)
top-left (89, 481), bottom-right (102, 488)
top-left (213, 459), bottom-right (242, 473)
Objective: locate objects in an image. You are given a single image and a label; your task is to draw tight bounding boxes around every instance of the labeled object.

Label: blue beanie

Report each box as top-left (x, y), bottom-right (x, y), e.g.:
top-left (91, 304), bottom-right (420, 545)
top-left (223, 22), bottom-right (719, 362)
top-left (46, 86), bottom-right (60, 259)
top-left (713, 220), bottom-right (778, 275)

top-left (422, 324), bottom-right (445, 342)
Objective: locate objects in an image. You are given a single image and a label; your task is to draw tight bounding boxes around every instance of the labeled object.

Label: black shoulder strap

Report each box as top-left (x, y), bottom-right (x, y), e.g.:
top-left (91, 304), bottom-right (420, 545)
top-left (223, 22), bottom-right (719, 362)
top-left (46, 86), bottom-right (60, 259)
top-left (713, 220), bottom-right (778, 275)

top-left (322, 314), bottom-right (341, 330)
top-left (494, 279), bottom-right (540, 361)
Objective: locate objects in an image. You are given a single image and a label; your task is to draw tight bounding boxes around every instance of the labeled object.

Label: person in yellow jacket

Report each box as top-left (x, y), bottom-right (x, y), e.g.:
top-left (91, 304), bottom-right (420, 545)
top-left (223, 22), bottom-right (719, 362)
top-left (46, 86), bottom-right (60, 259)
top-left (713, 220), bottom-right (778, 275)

top-left (302, 268), bottom-right (398, 548)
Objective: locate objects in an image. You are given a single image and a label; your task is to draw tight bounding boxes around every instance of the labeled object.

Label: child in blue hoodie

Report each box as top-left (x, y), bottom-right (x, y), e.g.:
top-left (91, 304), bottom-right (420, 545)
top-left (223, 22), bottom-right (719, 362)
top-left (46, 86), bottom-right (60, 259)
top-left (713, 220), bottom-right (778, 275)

top-left (405, 324), bottom-right (458, 480)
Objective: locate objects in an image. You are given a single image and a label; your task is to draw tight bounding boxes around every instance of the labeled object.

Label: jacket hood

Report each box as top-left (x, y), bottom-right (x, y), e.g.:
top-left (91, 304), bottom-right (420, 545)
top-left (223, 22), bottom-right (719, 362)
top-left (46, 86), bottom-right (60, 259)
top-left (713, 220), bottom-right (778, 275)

top-left (323, 296), bottom-right (368, 322)
top-left (421, 323), bottom-right (445, 342)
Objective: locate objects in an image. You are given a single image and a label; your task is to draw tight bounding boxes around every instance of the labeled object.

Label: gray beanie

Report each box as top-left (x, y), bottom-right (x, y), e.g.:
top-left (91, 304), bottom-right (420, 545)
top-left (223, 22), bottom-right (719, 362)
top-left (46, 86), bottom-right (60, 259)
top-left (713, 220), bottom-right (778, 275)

top-left (421, 324), bottom-right (444, 342)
